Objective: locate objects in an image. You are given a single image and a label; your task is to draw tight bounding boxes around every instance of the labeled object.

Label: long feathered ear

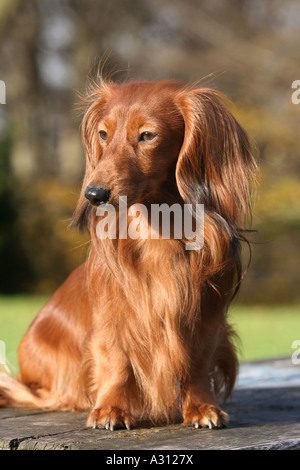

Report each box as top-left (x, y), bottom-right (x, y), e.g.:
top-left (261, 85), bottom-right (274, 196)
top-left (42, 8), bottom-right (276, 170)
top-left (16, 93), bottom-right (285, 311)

top-left (175, 86), bottom-right (257, 231)
top-left (71, 78), bottom-right (109, 231)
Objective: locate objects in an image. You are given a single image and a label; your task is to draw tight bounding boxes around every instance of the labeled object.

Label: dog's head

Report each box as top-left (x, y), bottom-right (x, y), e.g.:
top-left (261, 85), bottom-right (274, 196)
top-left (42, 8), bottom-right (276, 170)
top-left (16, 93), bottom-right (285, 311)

top-left (72, 79), bottom-right (257, 236)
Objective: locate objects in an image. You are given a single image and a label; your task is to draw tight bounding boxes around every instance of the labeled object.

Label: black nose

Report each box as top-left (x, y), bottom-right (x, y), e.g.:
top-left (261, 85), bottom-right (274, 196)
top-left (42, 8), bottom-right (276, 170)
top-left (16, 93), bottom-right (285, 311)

top-left (85, 185), bottom-right (111, 206)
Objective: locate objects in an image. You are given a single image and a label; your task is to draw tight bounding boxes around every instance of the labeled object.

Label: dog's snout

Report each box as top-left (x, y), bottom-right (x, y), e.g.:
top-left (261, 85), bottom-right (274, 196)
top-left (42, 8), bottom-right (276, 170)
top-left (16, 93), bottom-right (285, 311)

top-left (85, 186), bottom-right (111, 206)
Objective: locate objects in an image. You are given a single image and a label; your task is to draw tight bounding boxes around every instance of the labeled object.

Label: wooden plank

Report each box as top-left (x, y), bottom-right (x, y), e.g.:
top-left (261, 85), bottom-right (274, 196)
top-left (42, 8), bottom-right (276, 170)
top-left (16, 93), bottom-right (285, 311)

top-left (0, 358), bottom-right (299, 450)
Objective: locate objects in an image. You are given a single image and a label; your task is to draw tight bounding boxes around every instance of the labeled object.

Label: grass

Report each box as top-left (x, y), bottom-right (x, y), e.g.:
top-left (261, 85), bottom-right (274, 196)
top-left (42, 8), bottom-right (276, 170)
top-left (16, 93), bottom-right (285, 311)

top-left (228, 303), bottom-right (300, 362)
top-left (0, 296), bottom-right (299, 373)
top-left (0, 295), bottom-right (50, 374)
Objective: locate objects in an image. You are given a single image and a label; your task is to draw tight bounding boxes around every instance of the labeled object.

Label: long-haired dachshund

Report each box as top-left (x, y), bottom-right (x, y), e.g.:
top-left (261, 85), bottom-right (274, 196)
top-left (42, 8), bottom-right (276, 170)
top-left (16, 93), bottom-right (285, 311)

top-left (0, 78), bottom-right (257, 430)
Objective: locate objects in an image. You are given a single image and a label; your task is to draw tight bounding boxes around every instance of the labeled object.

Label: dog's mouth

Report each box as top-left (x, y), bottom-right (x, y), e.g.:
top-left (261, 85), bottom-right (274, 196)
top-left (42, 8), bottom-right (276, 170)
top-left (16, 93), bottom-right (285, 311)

top-left (74, 189), bottom-right (152, 233)
top-left (70, 186), bottom-right (112, 233)
top-left (71, 200), bottom-right (95, 232)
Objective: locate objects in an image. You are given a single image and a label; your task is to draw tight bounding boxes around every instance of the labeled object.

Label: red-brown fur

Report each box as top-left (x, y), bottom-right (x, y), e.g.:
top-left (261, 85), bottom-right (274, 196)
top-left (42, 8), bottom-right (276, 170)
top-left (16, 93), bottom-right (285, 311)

top-left (0, 78), bottom-right (257, 430)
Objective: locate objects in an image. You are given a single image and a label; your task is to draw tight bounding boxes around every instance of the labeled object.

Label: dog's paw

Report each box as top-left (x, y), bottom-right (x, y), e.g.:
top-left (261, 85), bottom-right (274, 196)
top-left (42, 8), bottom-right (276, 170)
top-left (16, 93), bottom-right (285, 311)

top-left (86, 406), bottom-right (136, 431)
top-left (183, 404), bottom-right (229, 429)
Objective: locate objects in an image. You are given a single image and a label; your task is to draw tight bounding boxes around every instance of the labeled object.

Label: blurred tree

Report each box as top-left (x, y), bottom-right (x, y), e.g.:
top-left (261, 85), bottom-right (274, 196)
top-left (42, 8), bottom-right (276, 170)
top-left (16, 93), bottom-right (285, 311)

top-left (0, 125), bottom-right (33, 293)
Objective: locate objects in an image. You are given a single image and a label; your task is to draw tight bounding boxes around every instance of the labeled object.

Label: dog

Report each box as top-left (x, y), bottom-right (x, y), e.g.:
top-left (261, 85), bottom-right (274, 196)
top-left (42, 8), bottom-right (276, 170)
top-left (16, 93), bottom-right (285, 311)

top-left (0, 78), bottom-right (257, 430)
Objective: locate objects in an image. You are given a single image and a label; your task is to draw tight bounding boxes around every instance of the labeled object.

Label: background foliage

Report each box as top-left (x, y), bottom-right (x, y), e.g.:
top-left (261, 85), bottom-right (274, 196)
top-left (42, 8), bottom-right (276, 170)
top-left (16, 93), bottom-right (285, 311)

top-left (0, 0), bottom-right (299, 304)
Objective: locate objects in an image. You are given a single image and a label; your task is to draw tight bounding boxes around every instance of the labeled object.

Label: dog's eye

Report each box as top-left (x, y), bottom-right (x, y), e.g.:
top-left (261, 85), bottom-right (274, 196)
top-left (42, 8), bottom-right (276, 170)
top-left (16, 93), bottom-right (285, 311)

top-left (99, 130), bottom-right (108, 141)
top-left (139, 132), bottom-right (157, 142)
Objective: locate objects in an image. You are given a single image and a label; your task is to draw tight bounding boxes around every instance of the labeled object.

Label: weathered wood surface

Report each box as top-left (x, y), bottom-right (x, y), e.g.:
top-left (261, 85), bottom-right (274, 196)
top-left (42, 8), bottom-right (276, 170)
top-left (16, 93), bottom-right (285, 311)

top-left (0, 357), bottom-right (299, 450)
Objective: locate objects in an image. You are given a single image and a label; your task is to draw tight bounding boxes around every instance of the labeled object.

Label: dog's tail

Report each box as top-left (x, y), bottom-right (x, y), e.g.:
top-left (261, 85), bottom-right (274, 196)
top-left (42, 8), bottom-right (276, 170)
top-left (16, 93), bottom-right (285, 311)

top-left (0, 363), bottom-right (88, 411)
top-left (0, 371), bottom-right (56, 410)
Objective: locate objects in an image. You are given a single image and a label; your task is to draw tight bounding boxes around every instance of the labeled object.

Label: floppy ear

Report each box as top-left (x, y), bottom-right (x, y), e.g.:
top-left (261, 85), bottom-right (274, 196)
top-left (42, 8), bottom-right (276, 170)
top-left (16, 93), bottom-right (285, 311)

top-left (71, 80), bottom-right (109, 230)
top-left (175, 87), bottom-right (257, 230)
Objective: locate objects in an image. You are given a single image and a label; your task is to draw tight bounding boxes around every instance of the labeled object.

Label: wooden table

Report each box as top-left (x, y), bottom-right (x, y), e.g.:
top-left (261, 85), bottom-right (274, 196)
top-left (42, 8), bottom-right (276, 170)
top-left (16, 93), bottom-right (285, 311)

top-left (0, 357), bottom-right (299, 450)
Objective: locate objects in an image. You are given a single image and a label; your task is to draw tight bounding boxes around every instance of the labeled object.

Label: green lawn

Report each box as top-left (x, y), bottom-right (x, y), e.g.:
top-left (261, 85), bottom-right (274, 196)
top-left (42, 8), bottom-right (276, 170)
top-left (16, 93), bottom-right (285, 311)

top-left (0, 296), bottom-right (298, 373)
top-left (0, 295), bottom-right (50, 374)
top-left (228, 304), bottom-right (300, 362)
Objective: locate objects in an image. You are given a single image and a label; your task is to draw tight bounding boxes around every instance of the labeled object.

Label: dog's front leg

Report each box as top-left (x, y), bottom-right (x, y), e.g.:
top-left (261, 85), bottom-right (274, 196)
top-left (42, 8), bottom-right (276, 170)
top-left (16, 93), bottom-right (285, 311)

top-left (180, 344), bottom-right (229, 430)
top-left (181, 375), bottom-right (228, 429)
top-left (85, 334), bottom-right (137, 431)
